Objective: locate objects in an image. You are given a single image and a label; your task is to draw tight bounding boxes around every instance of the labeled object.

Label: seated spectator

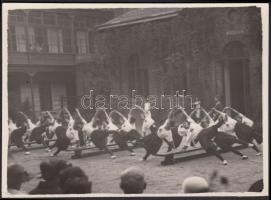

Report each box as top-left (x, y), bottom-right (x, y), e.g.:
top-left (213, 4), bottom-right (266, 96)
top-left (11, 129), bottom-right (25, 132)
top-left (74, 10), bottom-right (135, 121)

top-left (49, 159), bottom-right (72, 175)
top-left (7, 164), bottom-right (29, 194)
top-left (120, 166), bottom-right (146, 194)
top-left (58, 166), bottom-right (91, 194)
top-left (29, 161), bottom-right (63, 194)
top-left (181, 176), bottom-right (209, 193)
top-left (62, 176), bottom-right (92, 194)
top-left (248, 179), bottom-right (263, 192)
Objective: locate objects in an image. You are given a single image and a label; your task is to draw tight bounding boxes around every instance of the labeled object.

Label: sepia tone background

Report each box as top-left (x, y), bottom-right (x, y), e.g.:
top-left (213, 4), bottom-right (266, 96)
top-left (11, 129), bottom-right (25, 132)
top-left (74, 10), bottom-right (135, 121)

top-left (8, 7), bottom-right (262, 123)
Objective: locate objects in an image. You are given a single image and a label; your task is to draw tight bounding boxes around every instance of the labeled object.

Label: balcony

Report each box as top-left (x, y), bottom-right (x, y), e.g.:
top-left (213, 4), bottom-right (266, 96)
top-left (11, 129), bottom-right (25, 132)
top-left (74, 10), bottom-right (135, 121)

top-left (8, 52), bottom-right (76, 66)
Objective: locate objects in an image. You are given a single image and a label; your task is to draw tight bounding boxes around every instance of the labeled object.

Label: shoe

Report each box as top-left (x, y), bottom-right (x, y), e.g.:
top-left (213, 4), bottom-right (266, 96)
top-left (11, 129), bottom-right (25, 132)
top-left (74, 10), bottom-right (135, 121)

top-left (248, 143), bottom-right (254, 147)
top-left (139, 158), bottom-right (146, 162)
top-left (256, 152), bottom-right (262, 156)
top-left (111, 155), bottom-right (117, 159)
top-left (46, 148), bottom-right (51, 152)
top-left (24, 151), bottom-right (30, 155)
top-left (242, 155), bottom-right (248, 160)
top-left (50, 154), bottom-right (56, 157)
top-left (222, 160), bottom-right (228, 165)
top-left (130, 152), bottom-right (136, 156)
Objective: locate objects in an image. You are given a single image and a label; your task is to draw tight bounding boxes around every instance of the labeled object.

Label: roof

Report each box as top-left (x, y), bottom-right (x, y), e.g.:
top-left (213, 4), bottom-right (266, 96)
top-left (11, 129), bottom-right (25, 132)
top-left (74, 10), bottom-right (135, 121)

top-left (98, 8), bottom-right (183, 30)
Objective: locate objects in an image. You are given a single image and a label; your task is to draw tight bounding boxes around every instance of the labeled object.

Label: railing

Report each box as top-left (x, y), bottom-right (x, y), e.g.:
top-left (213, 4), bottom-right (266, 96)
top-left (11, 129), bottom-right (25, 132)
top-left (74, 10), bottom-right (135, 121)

top-left (8, 51), bottom-right (76, 66)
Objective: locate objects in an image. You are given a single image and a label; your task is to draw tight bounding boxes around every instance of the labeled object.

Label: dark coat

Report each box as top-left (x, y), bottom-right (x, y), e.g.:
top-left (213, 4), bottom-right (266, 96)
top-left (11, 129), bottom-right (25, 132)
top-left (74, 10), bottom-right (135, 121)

top-left (29, 180), bottom-right (63, 194)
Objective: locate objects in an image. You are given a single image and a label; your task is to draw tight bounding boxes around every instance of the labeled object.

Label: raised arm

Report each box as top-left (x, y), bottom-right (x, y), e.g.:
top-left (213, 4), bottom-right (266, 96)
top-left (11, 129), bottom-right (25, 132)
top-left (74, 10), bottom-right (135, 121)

top-left (19, 111), bottom-right (29, 121)
top-left (179, 107), bottom-right (195, 123)
top-left (46, 111), bottom-right (55, 122)
top-left (189, 108), bottom-right (197, 118)
top-left (201, 108), bottom-right (215, 124)
top-left (75, 108), bottom-right (87, 124)
top-left (64, 107), bottom-right (73, 121)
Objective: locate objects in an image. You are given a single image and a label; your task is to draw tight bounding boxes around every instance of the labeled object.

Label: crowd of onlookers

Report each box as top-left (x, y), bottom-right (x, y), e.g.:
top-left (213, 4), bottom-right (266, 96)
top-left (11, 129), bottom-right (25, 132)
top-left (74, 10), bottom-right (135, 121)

top-left (7, 160), bottom-right (263, 195)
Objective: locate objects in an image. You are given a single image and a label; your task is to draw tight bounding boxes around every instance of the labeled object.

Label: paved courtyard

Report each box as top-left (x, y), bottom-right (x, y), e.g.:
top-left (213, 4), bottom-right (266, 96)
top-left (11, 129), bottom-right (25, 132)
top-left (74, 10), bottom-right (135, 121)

top-left (8, 145), bottom-right (263, 194)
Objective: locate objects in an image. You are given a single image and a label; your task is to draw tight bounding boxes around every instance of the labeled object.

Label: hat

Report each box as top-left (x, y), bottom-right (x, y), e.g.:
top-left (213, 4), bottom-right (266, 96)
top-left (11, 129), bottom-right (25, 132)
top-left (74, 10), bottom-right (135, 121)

top-left (182, 176), bottom-right (209, 193)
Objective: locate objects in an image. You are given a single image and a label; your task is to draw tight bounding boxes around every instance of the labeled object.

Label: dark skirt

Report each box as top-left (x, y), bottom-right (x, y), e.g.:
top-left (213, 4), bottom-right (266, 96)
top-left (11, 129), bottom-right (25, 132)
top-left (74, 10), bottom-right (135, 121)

top-left (171, 127), bottom-right (183, 148)
top-left (30, 126), bottom-right (46, 144)
top-left (141, 133), bottom-right (163, 155)
top-left (198, 136), bottom-right (217, 153)
top-left (234, 122), bottom-right (254, 144)
top-left (214, 132), bottom-right (238, 147)
top-left (54, 126), bottom-right (71, 150)
top-left (90, 130), bottom-right (109, 150)
top-left (10, 127), bottom-right (26, 148)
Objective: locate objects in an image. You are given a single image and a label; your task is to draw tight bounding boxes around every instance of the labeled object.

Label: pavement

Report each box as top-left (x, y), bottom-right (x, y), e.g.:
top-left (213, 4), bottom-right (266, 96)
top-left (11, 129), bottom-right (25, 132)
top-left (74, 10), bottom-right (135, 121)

top-left (8, 144), bottom-right (263, 194)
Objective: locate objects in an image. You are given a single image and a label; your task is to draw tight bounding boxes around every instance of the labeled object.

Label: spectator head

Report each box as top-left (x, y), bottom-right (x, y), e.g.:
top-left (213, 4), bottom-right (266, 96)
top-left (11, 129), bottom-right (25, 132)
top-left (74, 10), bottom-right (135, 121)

top-left (7, 164), bottom-right (29, 190)
top-left (58, 166), bottom-right (87, 190)
top-left (182, 176), bottom-right (209, 193)
top-left (49, 159), bottom-right (72, 175)
top-left (63, 176), bottom-right (92, 194)
top-left (120, 166), bottom-right (146, 194)
top-left (40, 161), bottom-right (58, 181)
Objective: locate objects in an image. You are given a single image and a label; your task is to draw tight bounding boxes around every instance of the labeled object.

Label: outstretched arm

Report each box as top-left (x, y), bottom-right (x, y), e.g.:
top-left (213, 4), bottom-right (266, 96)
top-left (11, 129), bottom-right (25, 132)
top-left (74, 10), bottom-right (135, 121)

top-left (75, 108), bottom-right (87, 124)
top-left (46, 111), bottom-right (55, 123)
top-left (19, 112), bottom-right (29, 121)
top-left (201, 108), bottom-right (215, 124)
top-left (64, 107), bottom-right (73, 121)
top-left (179, 107), bottom-right (196, 123)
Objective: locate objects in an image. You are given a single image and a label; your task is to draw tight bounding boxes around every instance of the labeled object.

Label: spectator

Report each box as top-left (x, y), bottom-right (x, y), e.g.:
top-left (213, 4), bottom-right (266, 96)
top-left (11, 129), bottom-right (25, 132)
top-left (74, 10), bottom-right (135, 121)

top-left (58, 166), bottom-right (90, 193)
top-left (7, 164), bottom-right (29, 194)
top-left (62, 176), bottom-right (92, 194)
top-left (181, 176), bottom-right (209, 193)
top-left (29, 161), bottom-right (63, 194)
top-left (248, 179), bottom-right (263, 192)
top-left (120, 166), bottom-right (146, 194)
top-left (49, 159), bottom-right (72, 175)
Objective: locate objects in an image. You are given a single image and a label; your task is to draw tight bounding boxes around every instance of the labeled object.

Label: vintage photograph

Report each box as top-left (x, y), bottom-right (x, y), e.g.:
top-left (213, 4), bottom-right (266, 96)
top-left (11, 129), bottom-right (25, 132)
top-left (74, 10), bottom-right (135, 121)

top-left (2, 3), bottom-right (269, 197)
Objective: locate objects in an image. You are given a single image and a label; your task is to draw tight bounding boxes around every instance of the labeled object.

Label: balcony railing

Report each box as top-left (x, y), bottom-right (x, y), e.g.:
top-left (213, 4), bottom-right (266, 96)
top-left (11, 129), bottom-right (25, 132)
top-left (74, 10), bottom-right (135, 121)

top-left (8, 51), bottom-right (76, 66)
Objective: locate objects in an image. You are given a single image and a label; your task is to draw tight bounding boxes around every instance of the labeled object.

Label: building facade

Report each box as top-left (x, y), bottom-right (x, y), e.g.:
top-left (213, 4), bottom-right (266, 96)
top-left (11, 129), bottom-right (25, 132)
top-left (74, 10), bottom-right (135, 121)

top-left (7, 9), bottom-right (115, 119)
top-left (96, 7), bottom-right (262, 121)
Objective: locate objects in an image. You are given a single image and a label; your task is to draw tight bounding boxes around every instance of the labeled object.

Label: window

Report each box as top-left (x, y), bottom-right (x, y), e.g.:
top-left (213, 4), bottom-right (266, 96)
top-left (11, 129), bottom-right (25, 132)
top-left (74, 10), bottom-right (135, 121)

top-left (57, 13), bottom-right (71, 27)
top-left (47, 28), bottom-right (63, 53)
top-left (62, 29), bottom-right (72, 53)
top-left (8, 10), bottom-right (26, 23)
top-left (76, 31), bottom-right (88, 54)
top-left (74, 16), bottom-right (87, 29)
top-left (29, 11), bottom-right (42, 24)
top-left (15, 26), bottom-right (27, 52)
top-left (9, 26), bottom-right (27, 52)
top-left (28, 27), bottom-right (48, 52)
top-left (88, 31), bottom-right (94, 53)
top-left (8, 26), bottom-right (17, 51)
top-left (43, 12), bottom-right (56, 25)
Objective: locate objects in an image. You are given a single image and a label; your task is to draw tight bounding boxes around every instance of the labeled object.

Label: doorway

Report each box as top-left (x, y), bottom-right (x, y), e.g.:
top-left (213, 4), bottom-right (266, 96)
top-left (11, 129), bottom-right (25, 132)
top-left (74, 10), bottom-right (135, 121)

top-left (223, 41), bottom-right (249, 115)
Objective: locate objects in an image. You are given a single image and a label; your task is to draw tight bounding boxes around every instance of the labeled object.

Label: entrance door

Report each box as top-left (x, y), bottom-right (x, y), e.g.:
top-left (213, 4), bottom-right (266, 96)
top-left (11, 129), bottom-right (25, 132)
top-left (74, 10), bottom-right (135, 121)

top-left (228, 59), bottom-right (245, 114)
top-left (39, 82), bottom-right (52, 111)
top-left (223, 41), bottom-right (249, 115)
